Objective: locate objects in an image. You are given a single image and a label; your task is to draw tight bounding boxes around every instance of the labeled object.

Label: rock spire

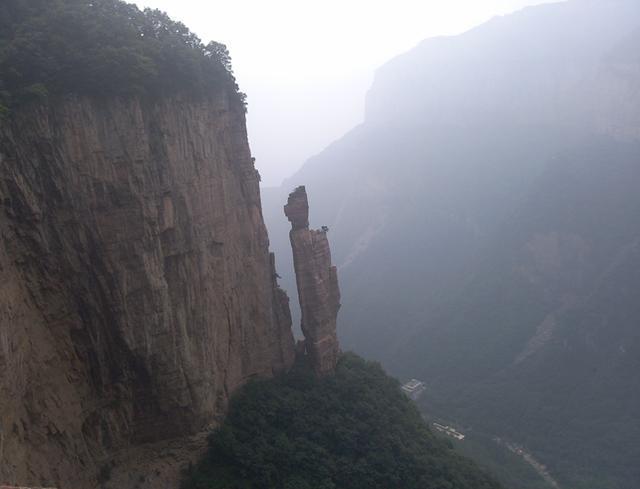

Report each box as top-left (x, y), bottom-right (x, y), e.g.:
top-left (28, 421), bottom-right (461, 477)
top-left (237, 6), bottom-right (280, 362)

top-left (284, 186), bottom-right (341, 375)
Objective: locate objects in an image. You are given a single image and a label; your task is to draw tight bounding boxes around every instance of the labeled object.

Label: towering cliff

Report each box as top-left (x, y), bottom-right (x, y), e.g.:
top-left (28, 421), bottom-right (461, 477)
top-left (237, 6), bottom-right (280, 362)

top-left (284, 186), bottom-right (340, 375)
top-left (0, 92), bottom-right (295, 488)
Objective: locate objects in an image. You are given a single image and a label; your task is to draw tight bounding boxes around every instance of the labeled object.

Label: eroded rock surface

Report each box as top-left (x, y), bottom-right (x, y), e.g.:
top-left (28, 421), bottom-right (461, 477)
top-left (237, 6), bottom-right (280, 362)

top-left (0, 93), bottom-right (295, 488)
top-left (284, 186), bottom-right (340, 375)
top-left (0, 486), bottom-right (56, 489)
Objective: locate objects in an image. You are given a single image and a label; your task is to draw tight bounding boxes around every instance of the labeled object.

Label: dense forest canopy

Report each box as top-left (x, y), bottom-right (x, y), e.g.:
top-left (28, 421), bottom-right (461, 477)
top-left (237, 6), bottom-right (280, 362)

top-left (183, 354), bottom-right (502, 489)
top-left (0, 0), bottom-right (243, 113)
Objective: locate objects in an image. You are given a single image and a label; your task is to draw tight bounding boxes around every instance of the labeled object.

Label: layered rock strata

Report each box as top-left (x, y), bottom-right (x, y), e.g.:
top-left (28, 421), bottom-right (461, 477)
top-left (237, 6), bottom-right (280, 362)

top-left (284, 186), bottom-right (341, 375)
top-left (0, 93), bottom-right (295, 488)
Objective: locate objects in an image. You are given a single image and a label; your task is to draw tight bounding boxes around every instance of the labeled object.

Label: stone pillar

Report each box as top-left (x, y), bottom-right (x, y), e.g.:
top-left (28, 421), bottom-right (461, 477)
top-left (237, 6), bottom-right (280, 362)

top-left (284, 186), bottom-right (341, 375)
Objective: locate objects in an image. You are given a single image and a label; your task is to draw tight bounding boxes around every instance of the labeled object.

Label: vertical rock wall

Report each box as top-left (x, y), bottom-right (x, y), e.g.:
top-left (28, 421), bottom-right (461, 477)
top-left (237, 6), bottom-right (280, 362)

top-left (284, 186), bottom-right (341, 375)
top-left (0, 93), bottom-right (295, 488)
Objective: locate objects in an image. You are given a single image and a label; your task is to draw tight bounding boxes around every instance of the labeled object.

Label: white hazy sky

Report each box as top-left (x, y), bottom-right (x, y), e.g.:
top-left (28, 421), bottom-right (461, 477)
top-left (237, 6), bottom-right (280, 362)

top-left (134, 0), bottom-right (562, 186)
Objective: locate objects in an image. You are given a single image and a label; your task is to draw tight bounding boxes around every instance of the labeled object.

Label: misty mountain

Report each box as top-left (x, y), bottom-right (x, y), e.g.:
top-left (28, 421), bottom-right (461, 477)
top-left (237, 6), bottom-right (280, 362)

top-left (0, 2), bottom-right (518, 487)
top-left (263, 1), bottom-right (640, 487)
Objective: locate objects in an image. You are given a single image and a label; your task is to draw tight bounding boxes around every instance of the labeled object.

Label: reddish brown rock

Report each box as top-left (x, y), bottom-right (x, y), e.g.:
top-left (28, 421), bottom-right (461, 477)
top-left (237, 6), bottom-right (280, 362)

top-left (283, 187), bottom-right (309, 230)
top-left (0, 93), bottom-right (295, 488)
top-left (0, 486), bottom-right (56, 489)
top-left (284, 186), bottom-right (341, 375)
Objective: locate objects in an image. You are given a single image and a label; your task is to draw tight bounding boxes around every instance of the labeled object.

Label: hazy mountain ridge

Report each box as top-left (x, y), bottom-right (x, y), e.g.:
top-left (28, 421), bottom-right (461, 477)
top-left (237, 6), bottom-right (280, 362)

top-left (366, 0), bottom-right (640, 135)
top-left (263, 1), bottom-right (640, 487)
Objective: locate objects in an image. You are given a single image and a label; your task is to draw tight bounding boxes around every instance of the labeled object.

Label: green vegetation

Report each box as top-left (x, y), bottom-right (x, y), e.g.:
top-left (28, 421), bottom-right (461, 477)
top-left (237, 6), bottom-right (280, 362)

top-left (0, 0), bottom-right (244, 112)
top-left (182, 353), bottom-right (502, 489)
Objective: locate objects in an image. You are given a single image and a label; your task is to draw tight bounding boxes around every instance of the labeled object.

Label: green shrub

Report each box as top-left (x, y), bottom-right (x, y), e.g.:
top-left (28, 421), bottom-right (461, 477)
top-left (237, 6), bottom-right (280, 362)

top-left (182, 353), bottom-right (502, 489)
top-left (0, 0), bottom-right (244, 109)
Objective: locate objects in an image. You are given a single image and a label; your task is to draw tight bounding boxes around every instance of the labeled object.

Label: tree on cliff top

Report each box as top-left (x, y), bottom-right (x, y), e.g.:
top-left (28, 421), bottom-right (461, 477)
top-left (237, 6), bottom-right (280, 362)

top-left (0, 0), bottom-right (245, 112)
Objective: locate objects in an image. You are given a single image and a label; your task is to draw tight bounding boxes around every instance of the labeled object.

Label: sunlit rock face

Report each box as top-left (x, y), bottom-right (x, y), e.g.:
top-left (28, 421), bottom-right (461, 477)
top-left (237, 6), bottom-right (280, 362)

top-left (0, 93), bottom-right (295, 489)
top-left (285, 186), bottom-right (341, 375)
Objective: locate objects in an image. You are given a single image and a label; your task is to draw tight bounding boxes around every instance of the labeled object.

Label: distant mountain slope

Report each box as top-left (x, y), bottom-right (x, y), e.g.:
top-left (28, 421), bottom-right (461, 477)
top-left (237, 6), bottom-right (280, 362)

top-left (263, 1), bottom-right (640, 487)
top-left (410, 139), bottom-right (640, 488)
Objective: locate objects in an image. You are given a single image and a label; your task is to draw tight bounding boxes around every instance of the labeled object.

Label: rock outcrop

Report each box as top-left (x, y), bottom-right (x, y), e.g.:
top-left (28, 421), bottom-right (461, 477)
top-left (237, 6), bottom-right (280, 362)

top-left (284, 186), bottom-right (340, 375)
top-left (0, 93), bottom-right (295, 488)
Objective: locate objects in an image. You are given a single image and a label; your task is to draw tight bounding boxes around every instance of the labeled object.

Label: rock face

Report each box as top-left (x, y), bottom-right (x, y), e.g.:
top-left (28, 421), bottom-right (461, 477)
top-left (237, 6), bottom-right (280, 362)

top-left (0, 486), bottom-right (56, 489)
top-left (284, 186), bottom-right (340, 375)
top-left (0, 93), bottom-right (295, 488)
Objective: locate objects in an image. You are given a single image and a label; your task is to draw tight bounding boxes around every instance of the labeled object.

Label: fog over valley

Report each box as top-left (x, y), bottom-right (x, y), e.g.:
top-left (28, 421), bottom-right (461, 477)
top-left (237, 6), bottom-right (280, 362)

top-left (135, 0), bottom-right (563, 185)
top-left (1, 1), bottom-right (639, 489)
